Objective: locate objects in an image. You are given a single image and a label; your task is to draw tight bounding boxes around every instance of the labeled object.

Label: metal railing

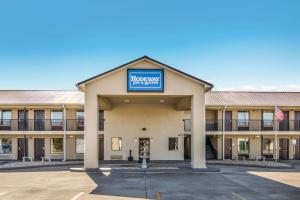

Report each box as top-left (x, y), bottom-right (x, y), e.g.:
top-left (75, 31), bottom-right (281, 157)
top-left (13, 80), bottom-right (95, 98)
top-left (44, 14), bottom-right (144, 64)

top-left (206, 119), bottom-right (300, 132)
top-left (0, 119), bottom-right (107, 131)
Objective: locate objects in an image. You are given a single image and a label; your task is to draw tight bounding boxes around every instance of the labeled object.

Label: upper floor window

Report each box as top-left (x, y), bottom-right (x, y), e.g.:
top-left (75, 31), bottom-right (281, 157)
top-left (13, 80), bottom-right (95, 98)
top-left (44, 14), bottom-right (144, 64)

top-left (51, 111), bottom-right (63, 130)
top-left (99, 110), bottom-right (104, 131)
top-left (75, 111), bottom-right (84, 131)
top-left (0, 110), bottom-right (12, 126)
top-left (238, 111), bottom-right (249, 127)
top-left (263, 111), bottom-right (274, 128)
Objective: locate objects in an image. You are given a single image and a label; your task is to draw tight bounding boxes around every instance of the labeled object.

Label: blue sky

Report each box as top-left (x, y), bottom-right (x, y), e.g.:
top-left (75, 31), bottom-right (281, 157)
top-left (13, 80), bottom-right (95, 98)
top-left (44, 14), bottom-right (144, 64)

top-left (0, 0), bottom-right (299, 91)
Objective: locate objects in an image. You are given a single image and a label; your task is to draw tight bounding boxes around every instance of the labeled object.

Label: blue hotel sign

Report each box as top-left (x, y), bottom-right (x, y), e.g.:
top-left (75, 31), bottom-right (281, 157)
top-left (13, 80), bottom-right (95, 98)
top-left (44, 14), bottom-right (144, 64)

top-left (127, 69), bottom-right (164, 92)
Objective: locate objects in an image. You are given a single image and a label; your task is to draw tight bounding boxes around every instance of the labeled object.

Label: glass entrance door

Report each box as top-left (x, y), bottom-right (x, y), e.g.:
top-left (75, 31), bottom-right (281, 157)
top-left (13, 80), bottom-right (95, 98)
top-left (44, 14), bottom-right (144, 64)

top-left (139, 138), bottom-right (150, 163)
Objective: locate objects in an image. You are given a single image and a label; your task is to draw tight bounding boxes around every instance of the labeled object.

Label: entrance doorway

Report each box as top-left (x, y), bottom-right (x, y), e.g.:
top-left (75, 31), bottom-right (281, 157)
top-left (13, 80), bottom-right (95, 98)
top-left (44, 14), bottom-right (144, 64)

top-left (34, 138), bottom-right (45, 160)
top-left (184, 135), bottom-right (191, 160)
top-left (99, 135), bottom-right (104, 161)
top-left (139, 138), bottom-right (150, 163)
top-left (18, 138), bottom-right (28, 159)
top-left (279, 138), bottom-right (289, 160)
top-left (224, 138), bottom-right (232, 159)
top-left (34, 110), bottom-right (45, 131)
top-left (294, 138), bottom-right (300, 160)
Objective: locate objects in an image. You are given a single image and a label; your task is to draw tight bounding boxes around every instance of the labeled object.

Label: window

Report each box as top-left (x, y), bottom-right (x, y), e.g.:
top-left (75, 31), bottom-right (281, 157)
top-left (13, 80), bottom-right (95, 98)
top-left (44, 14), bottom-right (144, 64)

top-left (169, 137), bottom-right (178, 151)
top-left (111, 137), bottom-right (122, 151)
top-left (51, 138), bottom-right (63, 154)
top-left (51, 111), bottom-right (63, 125)
top-left (0, 110), bottom-right (12, 126)
top-left (184, 119), bottom-right (191, 131)
top-left (238, 138), bottom-right (249, 154)
top-left (263, 111), bottom-right (274, 127)
top-left (99, 110), bottom-right (104, 131)
top-left (75, 138), bottom-right (84, 154)
top-left (263, 138), bottom-right (274, 154)
top-left (76, 111), bottom-right (84, 130)
top-left (0, 138), bottom-right (12, 154)
top-left (238, 111), bottom-right (249, 127)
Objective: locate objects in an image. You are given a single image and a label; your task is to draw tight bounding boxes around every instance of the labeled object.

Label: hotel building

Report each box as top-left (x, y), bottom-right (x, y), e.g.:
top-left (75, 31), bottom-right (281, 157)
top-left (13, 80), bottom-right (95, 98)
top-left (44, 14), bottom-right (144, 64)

top-left (0, 56), bottom-right (299, 170)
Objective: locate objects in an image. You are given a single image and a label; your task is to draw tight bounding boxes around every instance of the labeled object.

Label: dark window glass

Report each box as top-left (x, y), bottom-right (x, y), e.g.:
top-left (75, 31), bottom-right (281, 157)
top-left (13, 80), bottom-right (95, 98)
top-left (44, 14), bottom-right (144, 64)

top-left (99, 110), bottom-right (104, 131)
top-left (169, 137), bottom-right (178, 151)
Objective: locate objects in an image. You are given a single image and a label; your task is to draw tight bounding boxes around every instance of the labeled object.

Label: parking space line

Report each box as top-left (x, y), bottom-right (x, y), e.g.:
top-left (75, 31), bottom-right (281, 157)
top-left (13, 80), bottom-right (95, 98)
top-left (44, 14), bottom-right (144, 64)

top-left (71, 192), bottom-right (84, 200)
top-left (232, 192), bottom-right (247, 200)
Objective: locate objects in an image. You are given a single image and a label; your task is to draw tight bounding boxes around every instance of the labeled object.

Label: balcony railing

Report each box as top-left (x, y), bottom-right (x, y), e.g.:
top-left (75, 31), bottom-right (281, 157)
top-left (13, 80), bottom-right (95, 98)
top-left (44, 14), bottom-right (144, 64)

top-left (206, 119), bottom-right (300, 132)
top-left (0, 119), bottom-right (84, 131)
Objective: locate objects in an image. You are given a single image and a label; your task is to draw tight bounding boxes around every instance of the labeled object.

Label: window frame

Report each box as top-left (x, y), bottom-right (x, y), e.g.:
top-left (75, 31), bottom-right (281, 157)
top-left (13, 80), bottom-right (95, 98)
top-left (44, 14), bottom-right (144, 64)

top-left (262, 138), bottom-right (274, 155)
top-left (50, 138), bottom-right (63, 154)
top-left (237, 111), bottom-right (250, 127)
top-left (0, 138), bottom-right (12, 154)
top-left (75, 138), bottom-right (84, 154)
top-left (0, 110), bottom-right (12, 126)
top-left (111, 137), bottom-right (122, 151)
top-left (237, 137), bottom-right (250, 154)
top-left (263, 111), bottom-right (274, 127)
top-left (168, 137), bottom-right (179, 151)
top-left (183, 119), bottom-right (191, 132)
top-left (51, 110), bottom-right (63, 126)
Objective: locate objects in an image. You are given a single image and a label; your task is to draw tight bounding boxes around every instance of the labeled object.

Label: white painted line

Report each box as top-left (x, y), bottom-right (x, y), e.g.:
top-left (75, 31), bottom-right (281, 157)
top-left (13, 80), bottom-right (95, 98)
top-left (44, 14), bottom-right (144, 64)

top-left (71, 192), bottom-right (84, 200)
top-left (232, 192), bottom-right (247, 200)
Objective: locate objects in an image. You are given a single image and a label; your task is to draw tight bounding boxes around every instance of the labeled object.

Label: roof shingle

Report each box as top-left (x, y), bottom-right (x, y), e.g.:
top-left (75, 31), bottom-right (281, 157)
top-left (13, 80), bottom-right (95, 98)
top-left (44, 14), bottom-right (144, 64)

top-left (0, 90), bottom-right (84, 105)
top-left (206, 91), bottom-right (300, 106)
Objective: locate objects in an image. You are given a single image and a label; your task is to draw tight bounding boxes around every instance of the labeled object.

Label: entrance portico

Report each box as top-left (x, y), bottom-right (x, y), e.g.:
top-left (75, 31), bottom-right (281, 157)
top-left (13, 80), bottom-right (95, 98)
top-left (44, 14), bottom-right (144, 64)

top-left (77, 56), bottom-right (213, 170)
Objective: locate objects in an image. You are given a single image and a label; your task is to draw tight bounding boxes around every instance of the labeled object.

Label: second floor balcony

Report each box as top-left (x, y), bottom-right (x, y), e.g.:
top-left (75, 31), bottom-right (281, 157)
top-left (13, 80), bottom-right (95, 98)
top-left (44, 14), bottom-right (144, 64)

top-left (0, 119), bottom-right (87, 131)
top-left (206, 119), bottom-right (300, 132)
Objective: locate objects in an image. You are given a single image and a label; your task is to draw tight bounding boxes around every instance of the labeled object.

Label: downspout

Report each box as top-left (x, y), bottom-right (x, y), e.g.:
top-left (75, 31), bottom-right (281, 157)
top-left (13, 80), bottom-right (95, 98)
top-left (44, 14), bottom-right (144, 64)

top-left (63, 105), bottom-right (67, 161)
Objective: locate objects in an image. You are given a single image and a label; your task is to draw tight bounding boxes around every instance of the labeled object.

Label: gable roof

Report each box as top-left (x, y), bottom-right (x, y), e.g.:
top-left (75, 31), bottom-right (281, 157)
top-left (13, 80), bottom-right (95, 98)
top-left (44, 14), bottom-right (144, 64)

top-left (76, 56), bottom-right (214, 91)
top-left (206, 91), bottom-right (300, 107)
top-left (0, 90), bottom-right (84, 105)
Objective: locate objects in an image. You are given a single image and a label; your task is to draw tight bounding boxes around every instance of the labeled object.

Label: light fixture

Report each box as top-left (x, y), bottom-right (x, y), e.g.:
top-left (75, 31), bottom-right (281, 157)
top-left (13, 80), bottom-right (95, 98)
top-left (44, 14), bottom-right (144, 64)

top-left (159, 100), bottom-right (165, 103)
top-left (124, 99), bottom-right (130, 103)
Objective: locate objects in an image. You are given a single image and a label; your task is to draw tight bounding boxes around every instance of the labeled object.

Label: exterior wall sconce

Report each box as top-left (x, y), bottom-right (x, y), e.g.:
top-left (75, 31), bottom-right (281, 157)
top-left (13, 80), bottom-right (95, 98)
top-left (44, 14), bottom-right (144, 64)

top-left (134, 138), bottom-right (138, 142)
top-left (150, 138), bottom-right (154, 143)
top-left (142, 128), bottom-right (146, 131)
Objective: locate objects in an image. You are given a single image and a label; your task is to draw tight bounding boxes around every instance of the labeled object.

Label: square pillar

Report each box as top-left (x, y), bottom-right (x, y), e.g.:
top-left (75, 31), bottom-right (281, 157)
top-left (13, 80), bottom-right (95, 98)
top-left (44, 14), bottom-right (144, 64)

top-left (84, 92), bottom-right (99, 170)
top-left (191, 93), bottom-right (206, 168)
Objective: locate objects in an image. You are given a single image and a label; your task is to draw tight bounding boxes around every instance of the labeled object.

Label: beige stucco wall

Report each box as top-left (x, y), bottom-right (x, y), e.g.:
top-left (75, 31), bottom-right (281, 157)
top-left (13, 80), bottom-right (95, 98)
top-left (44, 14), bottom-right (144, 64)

top-left (103, 103), bottom-right (184, 160)
top-left (83, 59), bottom-right (207, 169)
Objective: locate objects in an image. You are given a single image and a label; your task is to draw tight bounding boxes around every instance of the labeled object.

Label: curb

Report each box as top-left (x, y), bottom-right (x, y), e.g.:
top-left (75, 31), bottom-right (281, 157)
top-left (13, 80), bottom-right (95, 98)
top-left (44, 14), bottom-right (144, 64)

top-left (0, 163), bottom-right (83, 171)
top-left (208, 162), bottom-right (294, 169)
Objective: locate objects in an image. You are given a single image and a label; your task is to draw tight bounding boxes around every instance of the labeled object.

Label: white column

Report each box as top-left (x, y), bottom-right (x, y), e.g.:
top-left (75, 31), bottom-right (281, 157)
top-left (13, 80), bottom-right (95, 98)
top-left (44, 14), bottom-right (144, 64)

top-left (84, 92), bottom-right (99, 169)
top-left (191, 93), bottom-right (206, 168)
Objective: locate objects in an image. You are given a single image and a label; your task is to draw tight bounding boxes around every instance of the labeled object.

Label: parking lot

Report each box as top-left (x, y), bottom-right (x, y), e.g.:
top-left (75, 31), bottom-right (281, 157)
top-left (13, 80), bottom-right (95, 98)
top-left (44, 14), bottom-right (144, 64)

top-left (0, 163), bottom-right (299, 200)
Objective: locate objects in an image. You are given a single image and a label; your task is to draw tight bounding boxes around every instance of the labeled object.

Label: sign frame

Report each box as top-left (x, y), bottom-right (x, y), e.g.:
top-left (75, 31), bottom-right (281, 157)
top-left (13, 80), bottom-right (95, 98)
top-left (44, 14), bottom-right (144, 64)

top-left (127, 69), bottom-right (164, 92)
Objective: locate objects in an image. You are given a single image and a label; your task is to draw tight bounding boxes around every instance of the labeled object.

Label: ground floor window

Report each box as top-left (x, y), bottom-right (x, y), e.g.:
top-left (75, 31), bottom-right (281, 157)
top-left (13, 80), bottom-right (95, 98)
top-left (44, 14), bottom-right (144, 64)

top-left (75, 138), bottom-right (84, 154)
top-left (51, 138), bottom-right (63, 154)
top-left (169, 137), bottom-right (178, 151)
top-left (263, 138), bottom-right (274, 154)
top-left (0, 138), bottom-right (12, 154)
top-left (238, 138), bottom-right (249, 154)
top-left (111, 137), bottom-right (122, 151)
